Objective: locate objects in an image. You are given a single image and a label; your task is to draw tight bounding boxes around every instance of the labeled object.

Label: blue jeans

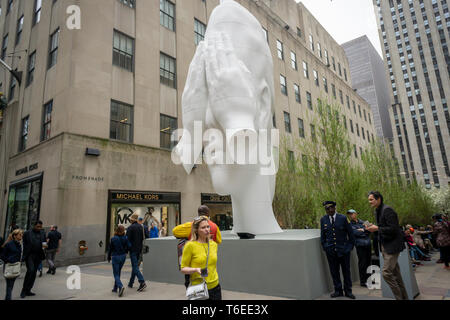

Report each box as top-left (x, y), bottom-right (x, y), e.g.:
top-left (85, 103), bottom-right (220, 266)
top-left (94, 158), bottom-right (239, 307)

top-left (128, 252), bottom-right (144, 286)
top-left (112, 254), bottom-right (126, 291)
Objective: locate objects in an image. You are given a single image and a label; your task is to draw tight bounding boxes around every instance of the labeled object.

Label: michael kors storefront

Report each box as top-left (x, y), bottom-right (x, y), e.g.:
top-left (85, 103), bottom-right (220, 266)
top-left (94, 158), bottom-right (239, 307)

top-left (107, 190), bottom-right (181, 242)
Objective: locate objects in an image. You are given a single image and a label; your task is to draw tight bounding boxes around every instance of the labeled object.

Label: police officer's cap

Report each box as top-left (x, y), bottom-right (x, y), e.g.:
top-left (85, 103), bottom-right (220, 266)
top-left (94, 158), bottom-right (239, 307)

top-left (323, 201), bottom-right (336, 208)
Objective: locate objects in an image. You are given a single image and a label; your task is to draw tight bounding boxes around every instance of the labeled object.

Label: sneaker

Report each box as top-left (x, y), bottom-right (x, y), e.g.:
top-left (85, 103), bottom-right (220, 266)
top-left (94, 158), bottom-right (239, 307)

top-left (137, 282), bottom-right (147, 292)
top-left (118, 287), bottom-right (125, 297)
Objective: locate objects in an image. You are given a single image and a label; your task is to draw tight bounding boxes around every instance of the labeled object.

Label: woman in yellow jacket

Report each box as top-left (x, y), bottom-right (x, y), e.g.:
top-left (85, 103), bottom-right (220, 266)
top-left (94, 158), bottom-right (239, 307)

top-left (180, 216), bottom-right (221, 300)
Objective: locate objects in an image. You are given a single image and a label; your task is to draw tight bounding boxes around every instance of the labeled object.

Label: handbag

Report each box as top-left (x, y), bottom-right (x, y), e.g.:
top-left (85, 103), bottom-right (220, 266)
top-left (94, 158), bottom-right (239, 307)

top-left (4, 262), bottom-right (21, 279)
top-left (186, 241), bottom-right (210, 300)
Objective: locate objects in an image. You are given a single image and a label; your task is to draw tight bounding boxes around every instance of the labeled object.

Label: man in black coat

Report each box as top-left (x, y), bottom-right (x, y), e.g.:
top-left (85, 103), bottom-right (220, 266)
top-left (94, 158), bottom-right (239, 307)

top-left (126, 213), bottom-right (147, 292)
top-left (320, 201), bottom-right (356, 299)
top-left (21, 220), bottom-right (46, 298)
top-left (366, 191), bottom-right (408, 300)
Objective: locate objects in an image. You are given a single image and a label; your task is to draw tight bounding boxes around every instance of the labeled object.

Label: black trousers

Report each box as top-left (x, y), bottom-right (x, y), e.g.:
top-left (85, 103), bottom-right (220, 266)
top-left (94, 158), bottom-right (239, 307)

top-left (356, 245), bottom-right (372, 285)
top-left (441, 245), bottom-right (450, 267)
top-left (22, 254), bottom-right (42, 294)
top-left (326, 250), bottom-right (352, 294)
top-left (208, 284), bottom-right (222, 301)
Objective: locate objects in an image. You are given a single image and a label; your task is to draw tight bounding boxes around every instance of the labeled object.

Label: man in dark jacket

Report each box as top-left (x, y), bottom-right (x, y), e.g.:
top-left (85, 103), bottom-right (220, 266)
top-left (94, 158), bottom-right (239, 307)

top-left (347, 209), bottom-right (372, 287)
top-left (320, 201), bottom-right (355, 299)
top-left (46, 225), bottom-right (62, 275)
top-left (366, 191), bottom-right (408, 300)
top-left (21, 220), bottom-right (46, 298)
top-left (126, 213), bottom-right (147, 292)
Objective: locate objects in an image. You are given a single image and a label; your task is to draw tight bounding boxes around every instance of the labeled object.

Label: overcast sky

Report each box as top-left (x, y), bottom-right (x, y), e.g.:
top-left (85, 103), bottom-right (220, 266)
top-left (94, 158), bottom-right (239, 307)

top-left (296, 0), bottom-right (383, 57)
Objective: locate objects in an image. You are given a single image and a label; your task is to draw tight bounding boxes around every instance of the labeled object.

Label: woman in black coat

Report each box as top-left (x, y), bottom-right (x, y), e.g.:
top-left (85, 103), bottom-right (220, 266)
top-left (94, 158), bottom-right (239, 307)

top-left (1, 229), bottom-right (23, 300)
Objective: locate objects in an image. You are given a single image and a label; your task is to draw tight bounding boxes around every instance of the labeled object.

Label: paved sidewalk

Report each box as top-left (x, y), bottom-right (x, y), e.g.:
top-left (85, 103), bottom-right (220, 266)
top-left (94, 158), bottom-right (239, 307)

top-left (0, 252), bottom-right (448, 300)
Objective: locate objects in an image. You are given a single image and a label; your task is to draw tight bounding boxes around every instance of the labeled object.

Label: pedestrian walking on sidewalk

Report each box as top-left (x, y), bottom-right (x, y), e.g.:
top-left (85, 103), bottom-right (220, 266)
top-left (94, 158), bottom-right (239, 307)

top-left (366, 191), bottom-right (408, 300)
top-left (21, 220), bottom-right (47, 298)
top-left (1, 229), bottom-right (23, 300)
top-left (181, 216), bottom-right (222, 300)
top-left (126, 213), bottom-right (147, 292)
top-left (108, 225), bottom-right (129, 297)
top-left (46, 225), bottom-right (62, 275)
top-left (432, 213), bottom-right (450, 269)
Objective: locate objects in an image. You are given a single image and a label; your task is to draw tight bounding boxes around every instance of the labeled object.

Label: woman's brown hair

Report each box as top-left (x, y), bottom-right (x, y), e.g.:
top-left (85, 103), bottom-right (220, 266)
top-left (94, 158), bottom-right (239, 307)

top-left (114, 225), bottom-right (125, 236)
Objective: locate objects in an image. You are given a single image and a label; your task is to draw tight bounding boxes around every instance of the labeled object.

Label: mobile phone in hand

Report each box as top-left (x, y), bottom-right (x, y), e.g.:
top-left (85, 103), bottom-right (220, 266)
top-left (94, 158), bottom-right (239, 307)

top-left (201, 268), bottom-right (208, 277)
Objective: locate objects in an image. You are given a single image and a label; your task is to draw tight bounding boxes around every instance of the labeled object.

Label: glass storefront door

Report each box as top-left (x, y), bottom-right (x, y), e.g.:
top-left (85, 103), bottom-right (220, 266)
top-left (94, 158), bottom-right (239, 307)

top-left (4, 174), bottom-right (43, 238)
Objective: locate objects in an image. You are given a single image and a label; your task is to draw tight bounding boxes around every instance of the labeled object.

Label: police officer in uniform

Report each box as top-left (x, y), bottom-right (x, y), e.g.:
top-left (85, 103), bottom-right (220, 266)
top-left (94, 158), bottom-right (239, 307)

top-left (320, 201), bottom-right (356, 299)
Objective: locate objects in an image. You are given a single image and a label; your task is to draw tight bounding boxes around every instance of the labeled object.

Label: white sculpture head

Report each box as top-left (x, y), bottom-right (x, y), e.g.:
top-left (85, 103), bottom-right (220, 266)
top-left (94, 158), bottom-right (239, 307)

top-left (176, 0), bottom-right (282, 235)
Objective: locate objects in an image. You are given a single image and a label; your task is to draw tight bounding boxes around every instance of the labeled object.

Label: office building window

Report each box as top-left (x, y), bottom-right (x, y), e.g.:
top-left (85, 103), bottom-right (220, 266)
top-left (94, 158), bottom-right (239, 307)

top-left (309, 34), bottom-right (314, 51)
top-left (2, 34), bottom-right (8, 60)
top-left (19, 116), bottom-right (29, 152)
top-left (16, 15), bottom-right (24, 45)
top-left (302, 61), bottom-right (309, 79)
top-left (310, 124), bottom-right (316, 141)
top-left (331, 84), bottom-right (336, 98)
top-left (356, 123), bottom-right (360, 136)
top-left (350, 119), bottom-right (354, 133)
top-left (313, 70), bottom-right (319, 86)
top-left (288, 150), bottom-right (295, 172)
top-left (290, 51), bottom-right (297, 70)
top-left (160, 114), bottom-right (178, 150)
top-left (277, 40), bottom-right (284, 60)
top-left (338, 62), bottom-right (342, 76)
top-left (33, 0), bottom-right (42, 25)
top-left (160, 0), bottom-right (175, 31)
top-left (339, 90), bottom-right (344, 104)
top-left (294, 84), bottom-right (301, 103)
top-left (344, 68), bottom-right (348, 81)
top-left (26, 51), bottom-right (36, 87)
top-left (194, 19), bottom-right (206, 45)
top-left (332, 57), bottom-right (336, 71)
top-left (7, 0), bottom-right (13, 14)
top-left (358, 105), bottom-right (362, 118)
top-left (113, 30), bottom-right (134, 72)
top-left (48, 28), bottom-right (60, 69)
top-left (298, 118), bottom-right (305, 138)
top-left (262, 27), bottom-right (268, 42)
top-left (284, 112), bottom-right (291, 133)
top-left (280, 74), bottom-right (287, 95)
top-left (160, 52), bottom-right (176, 88)
top-left (323, 77), bottom-right (328, 93)
top-left (118, 0), bottom-right (135, 8)
top-left (343, 115), bottom-right (347, 129)
top-left (306, 91), bottom-right (312, 110)
top-left (324, 49), bottom-right (329, 65)
top-left (8, 73), bottom-right (16, 101)
top-left (41, 100), bottom-right (53, 141)
top-left (354, 144), bottom-right (358, 158)
top-left (110, 100), bottom-right (133, 143)
top-left (317, 42), bottom-right (322, 58)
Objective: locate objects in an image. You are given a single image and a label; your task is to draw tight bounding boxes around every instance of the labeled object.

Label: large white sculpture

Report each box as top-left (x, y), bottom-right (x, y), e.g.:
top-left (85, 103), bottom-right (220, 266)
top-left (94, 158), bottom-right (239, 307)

top-left (175, 0), bottom-right (282, 235)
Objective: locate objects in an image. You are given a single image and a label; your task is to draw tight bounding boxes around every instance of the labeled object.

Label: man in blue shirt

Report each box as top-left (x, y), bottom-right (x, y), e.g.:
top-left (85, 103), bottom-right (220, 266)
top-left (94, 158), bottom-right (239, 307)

top-left (347, 209), bottom-right (372, 287)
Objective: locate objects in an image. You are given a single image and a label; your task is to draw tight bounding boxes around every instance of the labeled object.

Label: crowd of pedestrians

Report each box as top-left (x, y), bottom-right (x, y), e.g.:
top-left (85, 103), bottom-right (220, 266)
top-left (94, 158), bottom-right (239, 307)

top-left (0, 221), bottom-right (62, 300)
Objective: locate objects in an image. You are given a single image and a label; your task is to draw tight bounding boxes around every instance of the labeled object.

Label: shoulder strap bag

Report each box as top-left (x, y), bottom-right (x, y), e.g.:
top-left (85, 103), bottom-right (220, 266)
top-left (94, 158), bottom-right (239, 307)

top-left (4, 242), bottom-right (23, 279)
top-left (186, 241), bottom-right (210, 300)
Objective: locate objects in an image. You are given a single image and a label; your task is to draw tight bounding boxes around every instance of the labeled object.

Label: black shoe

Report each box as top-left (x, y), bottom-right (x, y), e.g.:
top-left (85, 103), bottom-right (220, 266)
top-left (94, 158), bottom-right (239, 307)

top-left (118, 287), bottom-right (125, 297)
top-left (345, 293), bottom-right (356, 299)
top-left (137, 282), bottom-right (147, 292)
top-left (46, 269), bottom-right (52, 274)
top-left (360, 283), bottom-right (367, 288)
top-left (112, 288), bottom-right (117, 293)
top-left (26, 292), bottom-right (36, 297)
top-left (39, 271), bottom-right (42, 277)
top-left (330, 292), bottom-right (343, 298)
top-left (20, 292), bottom-right (26, 299)
top-left (127, 283), bottom-right (133, 289)
top-left (51, 268), bottom-right (56, 275)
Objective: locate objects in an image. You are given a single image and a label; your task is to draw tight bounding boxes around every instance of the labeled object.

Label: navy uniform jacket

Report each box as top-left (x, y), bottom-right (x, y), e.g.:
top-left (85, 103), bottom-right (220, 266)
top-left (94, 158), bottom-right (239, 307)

top-left (320, 213), bottom-right (355, 256)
